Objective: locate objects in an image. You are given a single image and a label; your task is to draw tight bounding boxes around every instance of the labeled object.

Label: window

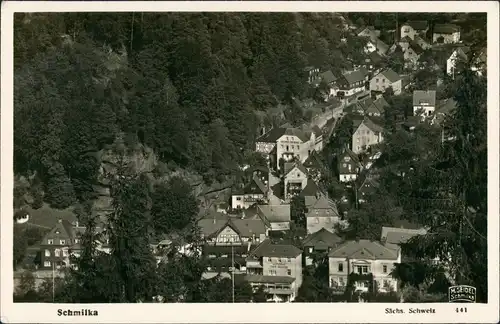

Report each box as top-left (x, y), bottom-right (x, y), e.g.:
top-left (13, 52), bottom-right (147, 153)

top-left (44, 261), bottom-right (51, 267)
top-left (278, 258), bottom-right (282, 262)
top-left (286, 145), bottom-right (289, 151)
top-left (287, 269), bottom-right (292, 276)
top-left (364, 281), bottom-right (369, 288)
top-left (287, 258), bottom-right (291, 262)
top-left (63, 249), bottom-right (69, 257)
top-left (382, 79), bottom-right (385, 83)
top-left (74, 239), bottom-right (79, 244)
top-left (45, 249), bottom-right (50, 257)
top-left (47, 239), bottom-right (53, 245)
top-left (376, 78), bottom-right (379, 83)
top-left (268, 257), bottom-right (272, 262)
top-left (54, 249), bottom-right (60, 257)
top-left (343, 163), bottom-right (347, 168)
top-left (297, 173), bottom-right (300, 178)
top-left (60, 239), bottom-right (66, 245)
top-left (308, 247), bottom-right (313, 253)
top-left (383, 265), bottom-right (388, 273)
top-left (362, 266), bottom-right (369, 273)
top-left (236, 197), bottom-right (241, 201)
top-left (269, 270), bottom-right (277, 276)
top-left (339, 277), bottom-right (345, 286)
top-left (404, 28), bottom-right (410, 33)
top-left (338, 263), bottom-right (344, 272)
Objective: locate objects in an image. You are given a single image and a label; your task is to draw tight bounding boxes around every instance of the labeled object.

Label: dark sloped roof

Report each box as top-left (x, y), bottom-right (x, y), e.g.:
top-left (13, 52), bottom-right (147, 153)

top-left (380, 69), bottom-right (401, 83)
top-left (433, 24), bottom-right (460, 34)
top-left (303, 153), bottom-right (323, 170)
top-left (400, 36), bottom-right (413, 43)
top-left (342, 69), bottom-right (366, 84)
top-left (299, 179), bottom-right (321, 197)
top-left (368, 51), bottom-right (384, 64)
top-left (320, 70), bottom-right (337, 84)
top-left (242, 175), bottom-right (268, 195)
top-left (356, 117), bottom-right (384, 133)
top-left (373, 96), bottom-right (389, 114)
top-left (409, 41), bottom-right (424, 55)
top-left (413, 90), bottom-right (436, 106)
top-left (328, 239), bottom-right (399, 260)
top-left (338, 148), bottom-right (361, 175)
top-left (284, 161), bottom-right (309, 178)
top-left (405, 21), bottom-right (428, 31)
top-left (303, 228), bottom-right (342, 247)
top-left (250, 239), bottom-right (302, 258)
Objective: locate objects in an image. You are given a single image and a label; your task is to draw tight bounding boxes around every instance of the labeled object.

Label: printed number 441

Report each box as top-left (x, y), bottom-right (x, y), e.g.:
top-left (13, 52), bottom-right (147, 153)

top-left (456, 308), bottom-right (467, 313)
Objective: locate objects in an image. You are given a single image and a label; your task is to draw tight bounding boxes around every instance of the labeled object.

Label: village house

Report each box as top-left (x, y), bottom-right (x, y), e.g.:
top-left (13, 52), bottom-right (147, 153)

top-left (364, 37), bottom-right (390, 57)
top-left (369, 69), bottom-right (402, 95)
top-left (353, 96), bottom-right (389, 117)
top-left (328, 240), bottom-right (401, 294)
top-left (305, 194), bottom-right (341, 235)
top-left (302, 152), bottom-right (324, 182)
top-left (355, 172), bottom-right (380, 204)
top-left (255, 126), bottom-right (320, 170)
top-left (351, 117), bottom-right (385, 154)
top-left (257, 204), bottom-right (291, 232)
top-left (357, 25), bottom-right (381, 38)
top-left (231, 174), bottom-right (269, 210)
top-left (338, 147), bottom-right (362, 182)
top-left (304, 66), bottom-right (320, 85)
top-left (244, 240), bottom-right (303, 302)
top-left (433, 24), bottom-right (461, 44)
top-left (37, 219), bottom-right (112, 270)
top-left (39, 219), bottom-right (85, 270)
top-left (318, 70), bottom-right (338, 98)
top-left (331, 68), bottom-right (369, 99)
top-left (202, 244), bottom-right (253, 279)
top-left (413, 90), bottom-right (437, 118)
top-left (283, 162), bottom-right (309, 200)
top-left (197, 215), bottom-right (268, 246)
top-left (299, 178), bottom-right (322, 202)
top-left (446, 46), bottom-right (470, 77)
top-left (302, 228), bottom-right (343, 266)
top-left (404, 41), bottom-right (425, 69)
top-left (363, 51), bottom-right (385, 73)
top-left (400, 21), bottom-right (429, 40)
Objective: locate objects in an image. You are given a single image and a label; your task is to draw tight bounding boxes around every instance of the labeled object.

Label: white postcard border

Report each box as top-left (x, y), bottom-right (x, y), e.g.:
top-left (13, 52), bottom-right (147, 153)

top-left (1, 1), bottom-right (499, 323)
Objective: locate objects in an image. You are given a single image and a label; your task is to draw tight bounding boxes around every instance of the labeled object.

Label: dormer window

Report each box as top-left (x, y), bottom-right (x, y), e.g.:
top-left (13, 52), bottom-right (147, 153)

top-left (47, 239), bottom-right (54, 245)
top-left (60, 239), bottom-right (66, 245)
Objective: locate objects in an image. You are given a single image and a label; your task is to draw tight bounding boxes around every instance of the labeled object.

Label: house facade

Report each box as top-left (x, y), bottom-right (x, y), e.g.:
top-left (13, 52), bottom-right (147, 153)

top-left (283, 163), bottom-right (309, 199)
top-left (400, 21), bottom-right (429, 40)
top-left (305, 195), bottom-right (340, 234)
top-left (39, 219), bottom-right (85, 270)
top-left (332, 68), bottom-right (369, 98)
top-left (413, 90), bottom-right (436, 118)
top-left (328, 240), bottom-right (401, 294)
top-left (369, 69), bottom-right (402, 95)
top-left (197, 216), bottom-right (268, 246)
top-left (257, 204), bottom-right (291, 231)
top-left (433, 24), bottom-right (460, 44)
top-left (446, 47), bottom-right (469, 76)
top-left (255, 127), bottom-right (319, 170)
top-left (245, 240), bottom-right (303, 302)
top-left (351, 118), bottom-right (384, 154)
top-left (231, 175), bottom-right (269, 210)
top-left (338, 148), bottom-right (362, 182)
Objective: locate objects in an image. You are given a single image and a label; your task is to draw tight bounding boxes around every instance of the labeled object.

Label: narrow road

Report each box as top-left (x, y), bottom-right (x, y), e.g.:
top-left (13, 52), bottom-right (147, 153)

top-left (308, 100), bottom-right (346, 130)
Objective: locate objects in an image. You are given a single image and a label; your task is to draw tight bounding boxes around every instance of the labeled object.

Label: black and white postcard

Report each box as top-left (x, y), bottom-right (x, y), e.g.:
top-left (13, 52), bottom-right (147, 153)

top-left (1, 1), bottom-right (498, 323)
